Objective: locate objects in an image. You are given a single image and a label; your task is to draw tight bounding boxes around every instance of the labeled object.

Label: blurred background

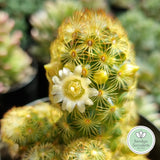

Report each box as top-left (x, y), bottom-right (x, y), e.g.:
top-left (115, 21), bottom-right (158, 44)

top-left (0, 0), bottom-right (160, 131)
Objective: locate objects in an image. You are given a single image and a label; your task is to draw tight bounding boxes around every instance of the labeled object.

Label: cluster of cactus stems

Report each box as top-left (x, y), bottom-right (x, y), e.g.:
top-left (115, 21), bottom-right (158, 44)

top-left (30, 0), bottom-right (108, 63)
top-left (1, 10), bottom-right (149, 160)
top-left (0, 11), bottom-right (33, 93)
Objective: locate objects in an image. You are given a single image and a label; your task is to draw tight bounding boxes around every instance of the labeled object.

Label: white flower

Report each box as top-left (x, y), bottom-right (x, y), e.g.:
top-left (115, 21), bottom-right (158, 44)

top-left (51, 65), bottom-right (98, 113)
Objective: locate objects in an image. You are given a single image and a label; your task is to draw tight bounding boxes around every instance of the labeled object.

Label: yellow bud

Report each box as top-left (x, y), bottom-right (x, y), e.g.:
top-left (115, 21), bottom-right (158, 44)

top-left (93, 70), bottom-right (108, 84)
top-left (44, 62), bottom-right (62, 78)
top-left (119, 64), bottom-right (139, 77)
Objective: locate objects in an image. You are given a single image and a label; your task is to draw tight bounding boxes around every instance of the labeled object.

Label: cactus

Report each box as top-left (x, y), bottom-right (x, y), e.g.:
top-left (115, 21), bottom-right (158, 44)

top-left (63, 138), bottom-right (112, 160)
top-left (80, 0), bottom-right (108, 10)
top-left (45, 9), bottom-right (139, 117)
top-left (118, 10), bottom-right (160, 56)
top-left (44, 9), bottom-right (148, 159)
top-left (0, 11), bottom-right (32, 93)
top-left (140, 0), bottom-right (160, 22)
top-left (1, 10), bottom-right (149, 160)
top-left (1, 102), bottom-right (62, 158)
top-left (30, 0), bottom-right (109, 63)
top-left (137, 51), bottom-right (160, 105)
top-left (23, 143), bottom-right (60, 160)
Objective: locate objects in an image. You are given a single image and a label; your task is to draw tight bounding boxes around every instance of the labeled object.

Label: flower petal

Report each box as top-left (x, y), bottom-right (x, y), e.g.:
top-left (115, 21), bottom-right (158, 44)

top-left (63, 68), bottom-right (70, 76)
top-left (74, 65), bottom-right (82, 75)
top-left (84, 78), bottom-right (91, 85)
top-left (77, 101), bottom-right (83, 107)
top-left (53, 95), bottom-right (63, 103)
top-left (52, 85), bottom-right (61, 95)
top-left (66, 101), bottom-right (75, 112)
top-left (52, 76), bottom-right (60, 84)
top-left (59, 68), bottom-right (71, 79)
top-left (59, 70), bottom-right (63, 78)
top-left (77, 104), bottom-right (85, 113)
top-left (62, 99), bottom-right (67, 111)
top-left (88, 88), bottom-right (98, 97)
top-left (85, 98), bottom-right (93, 106)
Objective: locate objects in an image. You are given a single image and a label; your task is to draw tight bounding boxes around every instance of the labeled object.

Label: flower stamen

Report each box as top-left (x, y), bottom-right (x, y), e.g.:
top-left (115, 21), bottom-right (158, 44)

top-left (64, 79), bottom-right (85, 100)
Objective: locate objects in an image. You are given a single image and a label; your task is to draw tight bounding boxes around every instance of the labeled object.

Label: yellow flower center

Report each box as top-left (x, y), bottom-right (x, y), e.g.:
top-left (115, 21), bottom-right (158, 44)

top-left (64, 79), bottom-right (85, 100)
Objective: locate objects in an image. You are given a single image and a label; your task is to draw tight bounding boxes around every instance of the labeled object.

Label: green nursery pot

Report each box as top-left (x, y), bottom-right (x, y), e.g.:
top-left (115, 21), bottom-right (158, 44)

top-left (0, 59), bottom-right (39, 119)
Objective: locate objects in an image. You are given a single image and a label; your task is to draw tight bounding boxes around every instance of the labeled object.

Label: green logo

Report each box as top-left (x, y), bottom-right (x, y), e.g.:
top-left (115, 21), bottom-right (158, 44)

top-left (127, 126), bottom-right (155, 154)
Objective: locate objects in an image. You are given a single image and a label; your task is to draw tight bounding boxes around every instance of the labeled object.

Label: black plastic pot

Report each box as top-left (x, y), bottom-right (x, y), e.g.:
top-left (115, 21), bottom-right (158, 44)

top-left (139, 115), bottom-right (160, 160)
top-left (0, 59), bottom-right (39, 119)
top-left (37, 62), bottom-right (49, 98)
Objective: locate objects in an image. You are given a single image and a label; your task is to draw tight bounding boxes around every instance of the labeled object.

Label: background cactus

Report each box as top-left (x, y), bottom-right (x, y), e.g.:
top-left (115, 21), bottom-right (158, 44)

top-left (136, 89), bottom-right (160, 129)
top-left (30, 0), bottom-right (83, 63)
top-left (1, 9), bottom-right (149, 160)
top-left (140, 0), bottom-right (160, 22)
top-left (30, 0), bottom-right (109, 63)
top-left (0, 11), bottom-right (33, 93)
top-left (137, 51), bottom-right (160, 104)
top-left (0, 0), bottom-right (53, 47)
top-left (118, 10), bottom-right (160, 57)
top-left (109, 0), bottom-right (138, 9)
